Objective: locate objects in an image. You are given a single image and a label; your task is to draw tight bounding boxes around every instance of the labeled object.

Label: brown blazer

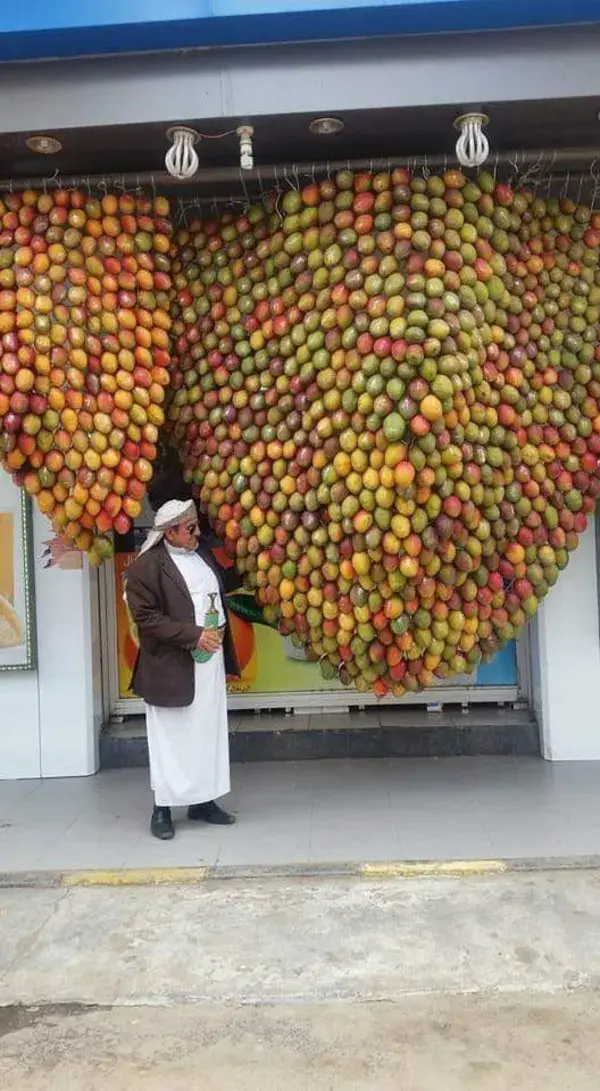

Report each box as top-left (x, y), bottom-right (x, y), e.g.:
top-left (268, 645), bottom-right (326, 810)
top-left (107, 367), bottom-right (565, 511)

top-left (125, 540), bottom-right (239, 708)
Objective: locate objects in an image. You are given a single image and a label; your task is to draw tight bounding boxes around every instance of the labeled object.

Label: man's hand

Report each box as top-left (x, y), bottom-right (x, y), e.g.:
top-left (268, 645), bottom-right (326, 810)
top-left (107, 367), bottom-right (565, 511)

top-left (196, 629), bottom-right (223, 654)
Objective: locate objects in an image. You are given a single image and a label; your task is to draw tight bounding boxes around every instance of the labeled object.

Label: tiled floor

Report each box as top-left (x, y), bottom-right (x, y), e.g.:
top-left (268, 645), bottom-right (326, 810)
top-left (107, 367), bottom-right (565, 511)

top-left (3, 757), bottom-right (600, 872)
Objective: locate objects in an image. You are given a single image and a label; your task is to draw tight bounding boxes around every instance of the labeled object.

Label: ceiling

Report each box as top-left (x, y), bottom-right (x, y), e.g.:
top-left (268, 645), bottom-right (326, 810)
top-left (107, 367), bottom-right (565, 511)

top-left (1, 96), bottom-right (600, 200)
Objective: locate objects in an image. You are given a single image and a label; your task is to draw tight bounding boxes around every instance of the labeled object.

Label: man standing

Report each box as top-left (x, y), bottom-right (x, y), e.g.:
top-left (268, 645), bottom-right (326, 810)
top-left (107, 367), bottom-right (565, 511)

top-left (125, 499), bottom-right (239, 840)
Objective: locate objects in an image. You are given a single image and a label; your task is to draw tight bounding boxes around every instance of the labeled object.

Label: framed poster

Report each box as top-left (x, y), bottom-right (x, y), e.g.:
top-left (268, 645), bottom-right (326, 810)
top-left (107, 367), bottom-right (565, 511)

top-left (0, 471), bottom-right (36, 671)
top-left (112, 537), bottom-right (518, 703)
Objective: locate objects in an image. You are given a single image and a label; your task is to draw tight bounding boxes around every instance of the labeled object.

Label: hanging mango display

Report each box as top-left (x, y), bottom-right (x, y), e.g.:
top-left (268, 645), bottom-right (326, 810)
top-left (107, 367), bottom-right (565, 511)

top-left (0, 188), bottom-right (173, 564)
top-left (2, 167), bottom-right (600, 695)
top-left (167, 168), bottom-right (600, 695)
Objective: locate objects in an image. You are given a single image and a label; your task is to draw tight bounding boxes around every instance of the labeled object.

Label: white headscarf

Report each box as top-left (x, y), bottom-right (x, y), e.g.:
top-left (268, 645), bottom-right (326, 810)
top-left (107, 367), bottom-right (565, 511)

top-left (138, 498), bottom-right (197, 557)
top-left (122, 498), bottom-right (197, 606)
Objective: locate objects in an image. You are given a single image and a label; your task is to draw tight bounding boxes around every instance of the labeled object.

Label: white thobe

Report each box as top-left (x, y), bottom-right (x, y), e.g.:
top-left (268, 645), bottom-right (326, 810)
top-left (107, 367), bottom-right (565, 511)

top-left (145, 544), bottom-right (230, 807)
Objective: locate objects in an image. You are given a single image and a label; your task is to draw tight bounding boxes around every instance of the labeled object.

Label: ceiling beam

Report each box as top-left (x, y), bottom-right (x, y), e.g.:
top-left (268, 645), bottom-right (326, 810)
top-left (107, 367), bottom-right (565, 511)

top-left (0, 27), bottom-right (599, 135)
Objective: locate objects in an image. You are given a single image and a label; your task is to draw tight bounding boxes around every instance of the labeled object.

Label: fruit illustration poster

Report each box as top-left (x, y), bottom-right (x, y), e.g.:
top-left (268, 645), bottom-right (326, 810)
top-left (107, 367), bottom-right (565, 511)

top-left (114, 539), bottom-right (517, 700)
top-left (114, 550), bottom-right (141, 699)
top-left (0, 469), bottom-right (34, 669)
top-left (115, 546), bottom-right (356, 700)
top-left (114, 544), bottom-right (349, 700)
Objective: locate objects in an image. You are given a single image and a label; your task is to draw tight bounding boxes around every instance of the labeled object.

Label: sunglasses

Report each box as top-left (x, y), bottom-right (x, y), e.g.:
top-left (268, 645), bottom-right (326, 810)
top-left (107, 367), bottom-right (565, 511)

top-left (171, 520), bottom-right (199, 534)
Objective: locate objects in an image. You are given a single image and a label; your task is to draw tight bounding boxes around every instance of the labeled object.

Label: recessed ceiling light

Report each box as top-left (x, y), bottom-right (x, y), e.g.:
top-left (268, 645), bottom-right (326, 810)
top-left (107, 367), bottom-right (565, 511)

top-left (26, 135), bottom-right (63, 155)
top-left (309, 117), bottom-right (344, 136)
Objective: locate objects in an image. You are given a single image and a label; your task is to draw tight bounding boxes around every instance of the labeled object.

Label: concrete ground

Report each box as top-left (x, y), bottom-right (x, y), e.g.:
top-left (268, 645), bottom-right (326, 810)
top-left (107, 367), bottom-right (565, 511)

top-left (5, 756), bottom-right (600, 872)
top-left (2, 993), bottom-right (599, 1090)
top-left (1, 868), bottom-right (600, 1087)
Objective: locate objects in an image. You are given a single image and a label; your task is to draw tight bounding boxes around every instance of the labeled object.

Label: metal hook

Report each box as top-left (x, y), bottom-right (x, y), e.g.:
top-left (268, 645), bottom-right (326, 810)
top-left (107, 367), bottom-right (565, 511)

top-left (239, 166), bottom-right (251, 209)
top-left (274, 185), bottom-right (283, 222)
top-left (589, 159), bottom-right (600, 210)
top-left (493, 152), bottom-right (499, 182)
top-left (541, 150), bottom-right (556, 200)
top-left (43, 170), bottom-right (57, 196)
top-left (589, 159), bottom-right (599, 204)
top-left (561, 171), bottom-right (571, 200)
top-left (519, 151), bottom-right (544, 190)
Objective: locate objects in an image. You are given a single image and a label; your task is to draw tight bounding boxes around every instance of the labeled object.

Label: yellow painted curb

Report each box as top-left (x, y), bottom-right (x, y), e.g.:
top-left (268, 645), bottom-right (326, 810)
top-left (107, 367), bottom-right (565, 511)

top-left (59, 859), bottom-right (507, 887)
top-left (359, 860), bottom-right (507, 879)
top-left (63, 867), bottom-right (210, 887)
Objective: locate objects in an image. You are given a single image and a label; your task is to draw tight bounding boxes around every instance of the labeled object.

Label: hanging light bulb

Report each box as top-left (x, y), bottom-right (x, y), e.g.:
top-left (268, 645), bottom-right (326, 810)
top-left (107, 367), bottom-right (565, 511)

top-left (454, 112), bottom-right (490, 169)
top-left (165, 127), bottom-right (201, 180)
top-left (237, 126), bottom-right (255, 171)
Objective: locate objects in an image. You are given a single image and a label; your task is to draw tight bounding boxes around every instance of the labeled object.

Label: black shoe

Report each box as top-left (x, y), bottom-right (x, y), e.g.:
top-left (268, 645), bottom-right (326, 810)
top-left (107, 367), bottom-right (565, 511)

top-left (151, 806), bottom-right (175, 840)
top-left (188, 801), bottom-right (236, 825)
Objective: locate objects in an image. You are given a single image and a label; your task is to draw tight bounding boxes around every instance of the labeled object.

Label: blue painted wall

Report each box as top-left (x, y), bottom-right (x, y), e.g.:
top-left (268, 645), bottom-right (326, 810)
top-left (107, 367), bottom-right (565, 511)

top-left (1, 1), bottom-right (599, 63)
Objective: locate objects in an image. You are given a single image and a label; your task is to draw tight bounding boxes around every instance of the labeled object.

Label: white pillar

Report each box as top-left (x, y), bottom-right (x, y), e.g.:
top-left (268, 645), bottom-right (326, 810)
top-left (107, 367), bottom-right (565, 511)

top-left (33, 509), bottom-right (100, 778)
top-left (0, 671), bottom-right (41, 779)
top-left (534, 522), bottom-right (600, 761)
